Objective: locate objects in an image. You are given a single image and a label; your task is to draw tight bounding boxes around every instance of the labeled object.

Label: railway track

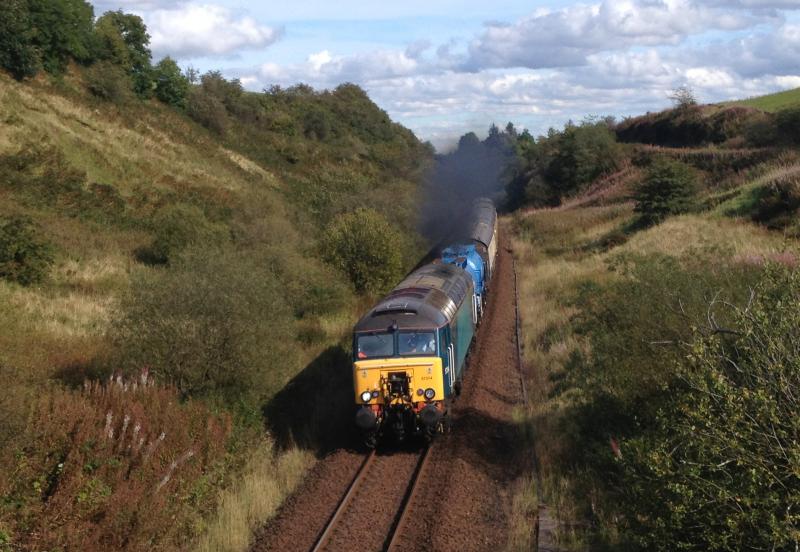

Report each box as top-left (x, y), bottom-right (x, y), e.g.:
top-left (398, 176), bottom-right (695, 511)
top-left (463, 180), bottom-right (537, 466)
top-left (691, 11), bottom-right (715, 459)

top-left (310, 446), bottom-right (433, 552)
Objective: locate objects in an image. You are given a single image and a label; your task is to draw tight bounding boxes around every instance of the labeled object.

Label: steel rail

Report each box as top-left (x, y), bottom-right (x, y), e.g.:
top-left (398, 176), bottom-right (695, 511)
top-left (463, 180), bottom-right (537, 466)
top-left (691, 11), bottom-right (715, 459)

top-left (309, 450), bottom-right (376, 552)
top-left (383, 445), bottom-right (433, 552)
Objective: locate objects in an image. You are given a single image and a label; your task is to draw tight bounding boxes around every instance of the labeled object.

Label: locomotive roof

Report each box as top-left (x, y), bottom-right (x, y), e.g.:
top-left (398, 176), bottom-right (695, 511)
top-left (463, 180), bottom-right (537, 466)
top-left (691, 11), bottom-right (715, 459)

top-left (354, 263), bottom-right (474, 333)
top-left (469, 198), bottom-right (497, 249)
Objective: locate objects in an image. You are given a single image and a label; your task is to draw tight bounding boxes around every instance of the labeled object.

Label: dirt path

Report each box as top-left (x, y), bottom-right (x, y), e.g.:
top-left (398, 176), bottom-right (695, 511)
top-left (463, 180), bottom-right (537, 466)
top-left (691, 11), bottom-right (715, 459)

top-left (251, 232), bottom-right (527, 552)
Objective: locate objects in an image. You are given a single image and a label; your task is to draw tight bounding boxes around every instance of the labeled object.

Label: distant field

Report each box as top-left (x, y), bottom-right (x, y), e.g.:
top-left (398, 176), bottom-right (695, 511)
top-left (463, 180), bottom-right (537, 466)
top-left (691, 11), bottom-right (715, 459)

top-left (728, 86), bottom-right (800, 112)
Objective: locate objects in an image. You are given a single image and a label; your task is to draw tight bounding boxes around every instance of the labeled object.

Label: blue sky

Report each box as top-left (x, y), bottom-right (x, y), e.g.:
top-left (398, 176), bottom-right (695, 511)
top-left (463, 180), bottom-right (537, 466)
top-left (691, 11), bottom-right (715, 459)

top-left (95, 0), bottom-right (800, 149)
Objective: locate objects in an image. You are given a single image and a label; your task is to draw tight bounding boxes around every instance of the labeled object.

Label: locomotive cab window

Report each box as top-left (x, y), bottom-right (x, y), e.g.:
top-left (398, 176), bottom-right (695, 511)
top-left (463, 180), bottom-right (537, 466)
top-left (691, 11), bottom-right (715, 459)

top-left (356, 333), bottom-right (393, 359)
top-left (399, 331), bottom-right (436, 356)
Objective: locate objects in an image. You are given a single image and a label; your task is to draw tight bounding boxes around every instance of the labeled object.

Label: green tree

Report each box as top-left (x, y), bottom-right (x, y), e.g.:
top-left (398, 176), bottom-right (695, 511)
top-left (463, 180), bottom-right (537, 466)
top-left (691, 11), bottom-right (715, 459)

top-left (28, 0), bottom-right (95, 74)
top-left (93, 11), bottom-right (152, 96)
top-left (545, 121), bottom-right (623, 195)
top-left (0, 217), bottom-right (54, 285)
top-left (0, 0), bottom-right (38, 79)
top-left (321, 208), bottom-right (405, 294)
top-left (153, 57), bottom-right (189, 108)
top-left (633, 158), bottom-right (697, 225)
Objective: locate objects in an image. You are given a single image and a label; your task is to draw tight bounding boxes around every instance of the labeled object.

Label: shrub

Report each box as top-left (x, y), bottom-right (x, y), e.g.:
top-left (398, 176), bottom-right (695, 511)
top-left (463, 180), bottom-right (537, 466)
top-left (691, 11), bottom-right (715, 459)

top-left (618, 265), bottom-right (800, 551)
top-left (633, 158), bottom-right (697, 225)
top-left (112, 248), bottom-right (297, 407)
top-left (776, 107), bottom-right (800, 145)
top-left (2, 372), bottom-right (230, 550)
top-left (0, 217), bottom-right (54, 285)
top-left (321, 207), bottom-right (405, 294)
top-left (138, 204), bottom-right (229, 265)
top-left (187, 88), bottom-right (229, 134)
top-left (85, 61), bottom-right (133, 104)
top-left (153, 56), bottom-right (189, 108)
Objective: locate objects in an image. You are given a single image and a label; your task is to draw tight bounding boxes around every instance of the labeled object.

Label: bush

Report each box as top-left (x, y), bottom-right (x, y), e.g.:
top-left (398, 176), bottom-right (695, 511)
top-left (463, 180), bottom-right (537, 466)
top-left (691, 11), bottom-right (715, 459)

top-left (85, 61), bottom-right (133, 104)
top-left (153, 56), bottom-right (188, 108)
top-left (112, 248), bottom-right (297, 407)
top-left (776, 107), bottom-right (800, 145)
top-left (138, 204), bottom-right (229, 265)
top-left (0, 217), bottom-right (54, 285)
top-left (187, 88), bottom-right (229, 134)
top-left (618, 265), bottom-right (800, 551)
top-left (633, 158), bottom-right (697, 225)
top-left (321, 207), bottom-right (405, 294)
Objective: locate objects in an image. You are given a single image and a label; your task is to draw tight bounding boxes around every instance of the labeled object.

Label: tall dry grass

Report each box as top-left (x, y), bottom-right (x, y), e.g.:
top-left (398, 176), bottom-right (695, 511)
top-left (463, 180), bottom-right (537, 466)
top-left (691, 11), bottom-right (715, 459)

top-left (196, 443), bottom-right (313, 552)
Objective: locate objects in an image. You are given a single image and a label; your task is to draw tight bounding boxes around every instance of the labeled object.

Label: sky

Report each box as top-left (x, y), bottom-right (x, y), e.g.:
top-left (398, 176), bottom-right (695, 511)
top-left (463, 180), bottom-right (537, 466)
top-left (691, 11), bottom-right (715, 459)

top-left (93, 0), bottom-right (800, 149)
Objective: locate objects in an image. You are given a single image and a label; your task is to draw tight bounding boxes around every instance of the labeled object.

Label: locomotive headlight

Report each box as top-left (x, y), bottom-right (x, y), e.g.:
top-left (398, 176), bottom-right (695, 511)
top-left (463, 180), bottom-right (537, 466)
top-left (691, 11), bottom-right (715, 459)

top-left (424, 388), bottom-right (436, 400)
top-left (361, 391), bottom-right (372, 403)
top-left (371, 390), bottom-right (379, 398)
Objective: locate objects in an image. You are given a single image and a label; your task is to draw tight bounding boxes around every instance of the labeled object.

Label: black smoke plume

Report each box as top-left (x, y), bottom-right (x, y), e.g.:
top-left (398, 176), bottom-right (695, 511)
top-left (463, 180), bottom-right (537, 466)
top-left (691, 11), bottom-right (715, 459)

top-left (420, 123), bottom-right (520, 242)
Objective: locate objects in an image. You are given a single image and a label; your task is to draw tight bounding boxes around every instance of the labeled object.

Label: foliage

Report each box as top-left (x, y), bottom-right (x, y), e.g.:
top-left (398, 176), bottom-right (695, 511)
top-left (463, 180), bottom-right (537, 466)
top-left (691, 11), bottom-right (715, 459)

top-left (138, 204), bottom-right (229, 265)
top-left (668, 85), bottom-right (697, 110)
top-left (0, 217), bottom-right (54, 285)
top-left (618, 265), bottom-right (800, 551)
top-left (0, 0), bottom-right (38, 80)
top-left (775, 107), bottom-right (800, 145)
top-left (27, 0), bottom-right (96, 74)
top-left (321, 208), bottom-right (405, 294)
top-left (153, 57), bottom-right (189, 108)
top-left (85, 61), bottom-right (133, 104)
top-left (1, 372), bottom-right (230, 551)
top-left (112, 249), bottom-right (297, 406)
top-left (506, 119), bottom-right (624, 209)
top-left (633, 158), bottom-right (697, 225)
top-left (93, 10), bottom-right (152, 97)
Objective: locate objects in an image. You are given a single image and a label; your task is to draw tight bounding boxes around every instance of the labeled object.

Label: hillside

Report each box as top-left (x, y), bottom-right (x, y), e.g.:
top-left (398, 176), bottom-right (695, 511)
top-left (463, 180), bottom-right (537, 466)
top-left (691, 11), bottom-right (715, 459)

top-left (728, 86), bottom-right (800, 112)
top-left (0, 64), bottom-right (431, 550)
top-left (504, 92), bottom-right (800, 550)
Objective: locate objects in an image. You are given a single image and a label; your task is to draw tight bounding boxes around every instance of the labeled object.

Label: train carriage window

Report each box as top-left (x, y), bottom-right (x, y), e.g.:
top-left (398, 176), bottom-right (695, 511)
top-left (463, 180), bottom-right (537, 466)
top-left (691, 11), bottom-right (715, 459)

top-left (356, 333), bottom-right (393, 359)
top-left (399, 331), bottom-right (437, 356)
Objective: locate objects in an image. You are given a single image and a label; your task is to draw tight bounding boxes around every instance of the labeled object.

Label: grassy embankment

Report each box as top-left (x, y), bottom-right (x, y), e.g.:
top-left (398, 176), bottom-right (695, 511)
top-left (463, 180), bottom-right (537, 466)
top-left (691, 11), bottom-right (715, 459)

top-left (728, 86), bottom-right (800, 112)
top-left (0, 67), bottom-right (429, 551)
top-left (505, 115), bottom-right (800, 548)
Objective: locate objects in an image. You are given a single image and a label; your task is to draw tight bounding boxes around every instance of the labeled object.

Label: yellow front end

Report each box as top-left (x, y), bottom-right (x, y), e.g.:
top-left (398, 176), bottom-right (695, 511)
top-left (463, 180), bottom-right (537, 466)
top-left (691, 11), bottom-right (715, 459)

top-left (353, 357), bottom-right (444, 406)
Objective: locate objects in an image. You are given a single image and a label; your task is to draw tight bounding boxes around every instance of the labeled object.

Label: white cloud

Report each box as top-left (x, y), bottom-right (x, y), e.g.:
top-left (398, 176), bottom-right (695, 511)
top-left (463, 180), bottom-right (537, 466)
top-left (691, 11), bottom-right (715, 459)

top-left (464, 0), bottom-right (775, 70)
top-left (146, 4), bottom-right (283, 59)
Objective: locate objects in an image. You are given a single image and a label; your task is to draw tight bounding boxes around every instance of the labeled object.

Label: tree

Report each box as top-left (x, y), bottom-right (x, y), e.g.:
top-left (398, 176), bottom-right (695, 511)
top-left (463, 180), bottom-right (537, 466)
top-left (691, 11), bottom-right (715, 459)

top-left (633, 158), bottom-right (697, 225)
top-left (321, 208), bottom-right (405, 294)
top-left (0, 0), bottom-right (38, 79)
top-left (545, 122), bottom-right (623, 195)
top-left (153, 57), bottom-right (189, 108)
top-left (26, 0), bottom-right (95, 74)
top-left (94, 11), bottom-right (152, 96)
top-left (669, 85), bottom-right (697, 110)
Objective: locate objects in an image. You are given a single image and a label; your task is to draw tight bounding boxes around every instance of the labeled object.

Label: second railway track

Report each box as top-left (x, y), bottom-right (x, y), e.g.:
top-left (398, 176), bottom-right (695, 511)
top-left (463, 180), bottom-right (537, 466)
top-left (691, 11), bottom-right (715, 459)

top-left (310, 446), bottom-right (432, 552)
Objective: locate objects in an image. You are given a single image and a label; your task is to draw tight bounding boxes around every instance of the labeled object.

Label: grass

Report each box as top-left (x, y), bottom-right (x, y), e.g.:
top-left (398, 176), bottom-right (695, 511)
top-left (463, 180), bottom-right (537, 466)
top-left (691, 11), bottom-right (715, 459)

top-left (729, 86), bottom-right (800, 112)
top-left (506, 195), bottom-right (790, 548)
top-left (196, 440), bottom-right (313, 552)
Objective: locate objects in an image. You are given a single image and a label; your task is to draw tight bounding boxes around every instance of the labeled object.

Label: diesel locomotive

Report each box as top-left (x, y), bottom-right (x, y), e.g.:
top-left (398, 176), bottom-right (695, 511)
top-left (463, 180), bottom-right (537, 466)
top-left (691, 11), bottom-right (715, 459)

top-left (352, 198), bottom-right (498, 447)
